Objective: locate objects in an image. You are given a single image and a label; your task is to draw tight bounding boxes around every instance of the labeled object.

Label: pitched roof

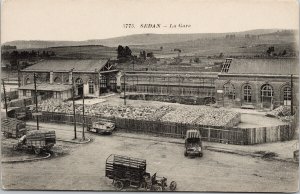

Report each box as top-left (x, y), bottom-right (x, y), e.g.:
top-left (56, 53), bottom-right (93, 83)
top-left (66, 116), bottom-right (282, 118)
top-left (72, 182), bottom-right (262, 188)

top-left (226, 59), bottom-right (299, 75)
top-left (22, 59), bottom-right (109, 72)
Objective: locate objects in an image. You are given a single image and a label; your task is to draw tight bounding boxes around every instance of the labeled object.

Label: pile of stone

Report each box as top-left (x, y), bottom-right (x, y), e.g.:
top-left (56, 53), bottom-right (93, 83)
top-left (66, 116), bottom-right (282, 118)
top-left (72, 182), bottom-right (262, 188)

top-left (160, 106), bottom-right (240, 127)
top-left (37, 99), bottom-right (240, 127)
top-left (266, 106), bottom-right (291, 118)
top-left (37, 99), bottom-right (174, 121)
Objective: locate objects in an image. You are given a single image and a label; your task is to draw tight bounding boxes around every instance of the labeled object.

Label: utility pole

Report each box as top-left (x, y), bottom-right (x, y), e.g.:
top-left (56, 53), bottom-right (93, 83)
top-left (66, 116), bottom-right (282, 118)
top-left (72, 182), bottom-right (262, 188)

top-left (291, 74), bottom-right (294, 115)
top-left (82, 84), bottom-right (85, 140)
top-left (71, 69), bottom-right (77, 139)
top-left (123, 73), bottom-right (126, 105)
top-left (132, 61), bottom-right (135, 71)
top-left (2, 79), bottom-right (8, 117)
top-left (33, 73), bottom-right (39, 130)
top-left (17, 62), bottom-right (21, 87)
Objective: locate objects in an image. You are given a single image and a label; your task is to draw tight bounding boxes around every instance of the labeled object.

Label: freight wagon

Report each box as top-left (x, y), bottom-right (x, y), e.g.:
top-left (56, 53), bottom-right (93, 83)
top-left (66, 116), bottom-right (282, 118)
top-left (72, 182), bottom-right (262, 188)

top-left (13, 130), bottom-right (56, 154)
top-left (2, 118), bottom-right (27, 138)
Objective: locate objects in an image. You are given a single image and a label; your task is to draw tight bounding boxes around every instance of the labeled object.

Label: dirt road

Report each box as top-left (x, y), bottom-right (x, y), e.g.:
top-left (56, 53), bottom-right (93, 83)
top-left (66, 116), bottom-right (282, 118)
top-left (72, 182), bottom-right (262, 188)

top-left (1, 124), bottom-right (298, 192)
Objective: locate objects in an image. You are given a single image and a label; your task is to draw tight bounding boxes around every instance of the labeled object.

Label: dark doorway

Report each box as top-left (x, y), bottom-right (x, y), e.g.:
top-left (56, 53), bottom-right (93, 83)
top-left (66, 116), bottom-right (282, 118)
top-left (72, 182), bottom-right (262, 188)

top-left (77, 84), bottom-right (83, 97)
top-left (76, 78), bottom-right (84, 97)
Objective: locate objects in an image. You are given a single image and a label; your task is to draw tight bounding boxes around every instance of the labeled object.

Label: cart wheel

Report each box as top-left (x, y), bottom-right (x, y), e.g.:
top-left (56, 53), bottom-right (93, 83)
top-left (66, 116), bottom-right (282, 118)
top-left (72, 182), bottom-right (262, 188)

top-left (114, 180), bottom-right (124, 190)
top-left (140, 182), bottom-right (147, 190)
top-left (34, 148), bottom-right (41, 155)
top-left (169, 181), bottom-right (177, 191)
top-left (184, 151), bottom-right (188, 157)
top-left (13, 145), bottom-right (18, 151)
top-left (152, 185), bottom-right (162, 191)
top-left (4, 132), bottom-right (10, 138)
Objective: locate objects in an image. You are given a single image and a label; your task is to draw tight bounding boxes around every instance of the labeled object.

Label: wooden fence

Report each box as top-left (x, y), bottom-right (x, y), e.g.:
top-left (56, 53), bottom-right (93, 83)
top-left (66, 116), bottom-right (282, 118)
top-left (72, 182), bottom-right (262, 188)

top-left (33, 111), bottom-right (294, 145)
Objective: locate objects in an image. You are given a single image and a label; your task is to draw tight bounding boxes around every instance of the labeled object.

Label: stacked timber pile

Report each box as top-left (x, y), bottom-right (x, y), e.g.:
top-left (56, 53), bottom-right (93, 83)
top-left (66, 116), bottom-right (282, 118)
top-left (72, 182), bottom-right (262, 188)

top-left (160, 106), bottom-right (240, 127)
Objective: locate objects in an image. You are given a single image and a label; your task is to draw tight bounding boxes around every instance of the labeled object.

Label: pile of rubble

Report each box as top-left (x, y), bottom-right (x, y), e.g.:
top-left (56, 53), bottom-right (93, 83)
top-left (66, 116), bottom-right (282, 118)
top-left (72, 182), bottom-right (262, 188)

top-left (160, 106), bottom-right (240, 127)
top-left (37, 99), bottom-right (173, 121)
top-left (37, 99), bottom-right (240, 126)
top-left (266, 106), bottom-right (291, 118)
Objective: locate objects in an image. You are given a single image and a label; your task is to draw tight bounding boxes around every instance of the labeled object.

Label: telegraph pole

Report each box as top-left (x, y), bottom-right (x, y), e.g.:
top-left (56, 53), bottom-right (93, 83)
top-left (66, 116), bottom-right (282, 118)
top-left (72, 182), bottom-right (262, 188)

top-left (82, 86), bottom-right (85, 140)
top-left (34, 73), bottom-right (39, 130)
top-left (2, 79), bottom-right (8, 117)
top-left (123, 73), bottom-right (126, 105)
top-left (71, 70), bottom-right (77, 139)
top-left (17, 62), bottom-right (21, 87)
top-left (291, 74), bottom-right (294, 115)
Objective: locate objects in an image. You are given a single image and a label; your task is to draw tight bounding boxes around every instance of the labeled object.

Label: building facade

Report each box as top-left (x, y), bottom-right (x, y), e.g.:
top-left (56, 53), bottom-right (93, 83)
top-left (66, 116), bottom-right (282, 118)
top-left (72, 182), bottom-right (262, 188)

top-left (215, 58), bottom-right (299, 110)
top-left (18, 59), bottom-right (120, 100)
top-left (122, 71), bottom-right (217, 98)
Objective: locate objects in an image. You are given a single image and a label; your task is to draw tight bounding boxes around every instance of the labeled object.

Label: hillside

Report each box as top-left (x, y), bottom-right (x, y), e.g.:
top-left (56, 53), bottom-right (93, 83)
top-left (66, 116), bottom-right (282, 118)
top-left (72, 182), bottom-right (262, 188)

top-left (3, 29), bottom-right (294, 49)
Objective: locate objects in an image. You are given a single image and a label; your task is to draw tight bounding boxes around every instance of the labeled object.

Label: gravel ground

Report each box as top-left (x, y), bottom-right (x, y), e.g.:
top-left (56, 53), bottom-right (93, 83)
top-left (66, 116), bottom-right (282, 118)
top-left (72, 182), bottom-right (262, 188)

top-left (238, 114), bottom-right (286, 128)
top-left (1, 123), bottom-right (298, 192)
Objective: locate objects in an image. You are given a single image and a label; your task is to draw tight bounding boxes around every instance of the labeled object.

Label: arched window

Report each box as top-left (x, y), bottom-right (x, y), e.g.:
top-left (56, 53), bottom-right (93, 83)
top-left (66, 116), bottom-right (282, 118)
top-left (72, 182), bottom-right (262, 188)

top-left (243, 85), bottom-right (252, 103)
top-left (25, 78), bottom-right (31, 85)
top-left (54, 77), bottom-right (61, 84)
top-left (100, 76), bottom-right (107, 88)
top-left (76, 78), bottom-right (83, 85)
top-left (88, 80), bottom-right (94, 94)
top-left (261, 84), bottom-right (273, 98)
top-left (283, 86), bottom-right (291, 106)
top-left (223, 82), bottom-right (235, 100)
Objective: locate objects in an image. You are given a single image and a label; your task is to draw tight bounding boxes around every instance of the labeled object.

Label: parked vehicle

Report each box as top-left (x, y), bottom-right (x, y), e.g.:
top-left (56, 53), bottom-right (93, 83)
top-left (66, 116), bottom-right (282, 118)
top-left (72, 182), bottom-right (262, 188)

top-left (13, 130), bottom-right (56, 154)
top-left (7, 106), bottom-right (32, 120)
top-left (294, 150), bottom-right (299, 162)
top-left (105, 154), bottom-right (177, 191)
top-left (2, 118), bottom-right (27, 138)
top-left (87, 119), bottom-right (115, 135)
top-left (184, 129), bottom-right (203, 157)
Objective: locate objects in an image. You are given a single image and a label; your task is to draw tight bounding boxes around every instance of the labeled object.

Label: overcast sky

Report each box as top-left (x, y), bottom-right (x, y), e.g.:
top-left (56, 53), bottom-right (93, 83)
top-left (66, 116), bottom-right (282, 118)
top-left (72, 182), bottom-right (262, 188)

top-left (1, 0), bottom-right (299, 42)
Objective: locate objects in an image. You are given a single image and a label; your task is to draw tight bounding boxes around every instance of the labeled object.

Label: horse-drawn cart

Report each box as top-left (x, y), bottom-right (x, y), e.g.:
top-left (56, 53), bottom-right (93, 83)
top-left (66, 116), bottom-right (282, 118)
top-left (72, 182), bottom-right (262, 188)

top-left (105, 154), bottom-right (177, 191)
top-left (13, 130), bottom-right (56, 155)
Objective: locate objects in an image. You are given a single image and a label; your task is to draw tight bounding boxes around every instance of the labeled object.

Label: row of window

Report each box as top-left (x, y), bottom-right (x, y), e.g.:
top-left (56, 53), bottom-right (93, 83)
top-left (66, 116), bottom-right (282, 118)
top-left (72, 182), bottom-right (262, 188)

top-left (223, 83), bottom-right (292, 105)
top-left (124, 85), bottom-right (214, 96)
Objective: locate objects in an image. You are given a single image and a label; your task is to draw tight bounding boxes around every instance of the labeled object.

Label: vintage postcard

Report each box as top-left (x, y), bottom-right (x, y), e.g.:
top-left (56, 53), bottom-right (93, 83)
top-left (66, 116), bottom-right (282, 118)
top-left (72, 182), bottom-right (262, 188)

top-left (1, 0), bottom-right (299, 192)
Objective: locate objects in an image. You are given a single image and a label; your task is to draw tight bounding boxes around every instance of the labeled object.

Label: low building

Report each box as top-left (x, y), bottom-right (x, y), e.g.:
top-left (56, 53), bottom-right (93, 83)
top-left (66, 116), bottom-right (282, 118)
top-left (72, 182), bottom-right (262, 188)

top-left (18, 59), bottom-right (120, 100)
top-left (122, 71), bottom-right (217, 99)
top-left (215, 58), bottom-right (299, 110)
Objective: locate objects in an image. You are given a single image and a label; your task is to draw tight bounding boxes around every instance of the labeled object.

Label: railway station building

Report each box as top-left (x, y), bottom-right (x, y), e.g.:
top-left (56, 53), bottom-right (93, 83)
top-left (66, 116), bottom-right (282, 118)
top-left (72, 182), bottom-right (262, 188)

top-left (18, 59), bottom-right (120, 100)
top-left (215, 58), bottom-right (299, 110)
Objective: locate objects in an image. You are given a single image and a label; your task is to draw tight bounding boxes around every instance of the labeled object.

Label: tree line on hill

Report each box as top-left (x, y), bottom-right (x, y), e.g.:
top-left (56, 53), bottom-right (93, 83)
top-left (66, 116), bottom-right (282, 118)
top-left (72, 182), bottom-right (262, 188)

top-left (1, 50), bottom-right (56, 70)
top-left (117, 45), bottom-right (156, 63)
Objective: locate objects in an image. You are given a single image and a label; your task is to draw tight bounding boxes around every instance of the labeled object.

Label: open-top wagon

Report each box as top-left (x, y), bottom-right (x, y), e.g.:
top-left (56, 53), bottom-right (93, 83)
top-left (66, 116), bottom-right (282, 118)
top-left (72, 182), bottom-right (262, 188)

top-left (105, 154), bottom-right (177, 191)
top-left (13, 130), bottom-right (56, 154)
top-left (2, 118), bottom-right (27, 138)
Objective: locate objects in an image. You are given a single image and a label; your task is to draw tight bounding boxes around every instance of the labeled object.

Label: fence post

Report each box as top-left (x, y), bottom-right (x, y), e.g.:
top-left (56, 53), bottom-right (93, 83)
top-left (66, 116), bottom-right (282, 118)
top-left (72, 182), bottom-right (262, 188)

top-left (208, 128), bottom-right (211, 142)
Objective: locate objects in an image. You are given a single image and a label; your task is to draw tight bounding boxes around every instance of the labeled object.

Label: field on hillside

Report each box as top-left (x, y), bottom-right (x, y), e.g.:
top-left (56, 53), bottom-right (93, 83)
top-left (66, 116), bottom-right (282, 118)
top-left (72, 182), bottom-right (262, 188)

top-left (3, 30), bottom-right (298, 59)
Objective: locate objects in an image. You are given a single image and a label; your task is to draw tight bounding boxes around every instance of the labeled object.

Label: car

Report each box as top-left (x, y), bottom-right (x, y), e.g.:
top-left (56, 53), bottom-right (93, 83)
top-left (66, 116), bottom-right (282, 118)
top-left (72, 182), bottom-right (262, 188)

top-left (184, 129), bottom-right (203, 157)
top-left (87, 119), bottom-right (115, 135)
